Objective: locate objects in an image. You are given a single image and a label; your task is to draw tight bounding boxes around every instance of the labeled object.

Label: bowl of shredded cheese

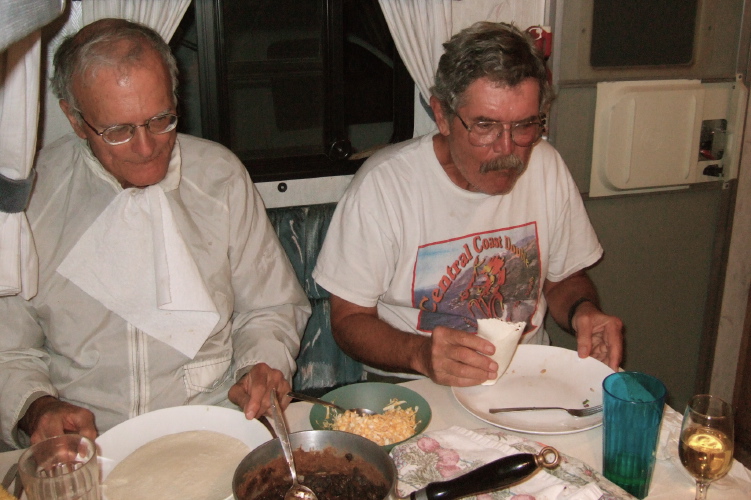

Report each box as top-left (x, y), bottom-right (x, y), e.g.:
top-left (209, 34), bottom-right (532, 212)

top-left (309, 382), bottom-right (431, 452)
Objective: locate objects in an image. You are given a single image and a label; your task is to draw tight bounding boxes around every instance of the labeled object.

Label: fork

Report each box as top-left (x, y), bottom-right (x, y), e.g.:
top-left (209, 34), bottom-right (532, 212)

top-left (1, 463), bottom-right (17, 492)
top-left (1, 462), bottom-right (22, 499)
top-left (488, 404), bottom-right (603, 417)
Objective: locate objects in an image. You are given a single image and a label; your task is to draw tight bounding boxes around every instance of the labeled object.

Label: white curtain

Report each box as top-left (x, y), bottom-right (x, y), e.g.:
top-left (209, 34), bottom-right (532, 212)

top-left (0, 32), bottom-right (42, 298)
top-left (452, 0), bottom-right (546, 34)
top-left (0, 0), bottom-right (192, 299)
top-left (0, 0), bottom-right (65, 52)
top-left (377, 0), bottom-right (546, 137)
top-left (81, 0), bottom-right (191, 41)
top-left (378, 0), bottom-right (453, 136)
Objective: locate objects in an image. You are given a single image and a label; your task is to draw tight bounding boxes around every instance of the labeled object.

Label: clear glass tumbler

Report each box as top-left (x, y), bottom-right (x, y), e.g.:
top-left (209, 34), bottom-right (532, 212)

top-left (18, 434), bottom-right (101, 500)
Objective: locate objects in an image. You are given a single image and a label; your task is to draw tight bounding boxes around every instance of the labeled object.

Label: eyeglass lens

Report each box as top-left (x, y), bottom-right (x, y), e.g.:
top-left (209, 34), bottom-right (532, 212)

top-left (102, 114), bottom-right (178, 144)
top-left (470, 121), bottom-right (542, 147)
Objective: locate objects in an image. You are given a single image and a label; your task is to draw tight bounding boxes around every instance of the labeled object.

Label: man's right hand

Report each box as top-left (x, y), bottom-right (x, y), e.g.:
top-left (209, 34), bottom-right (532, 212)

top-left (331, 294), bottom-right (499, 387)
top-left (415, 325), bottom-right (498, 386)
top-left (18, 396), bottom-right (97, 445)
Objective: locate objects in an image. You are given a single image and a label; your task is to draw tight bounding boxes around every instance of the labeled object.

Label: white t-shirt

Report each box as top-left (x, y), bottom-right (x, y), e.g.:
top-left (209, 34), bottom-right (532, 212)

top-left (313, 133), bottom-right (602, 351)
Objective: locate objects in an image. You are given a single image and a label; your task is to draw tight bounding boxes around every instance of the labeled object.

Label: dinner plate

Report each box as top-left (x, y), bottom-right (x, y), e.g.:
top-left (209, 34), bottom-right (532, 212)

top-left (96, 405), bottom-right (272, 498)
top-left (452, 345), bottom-right (614, 434)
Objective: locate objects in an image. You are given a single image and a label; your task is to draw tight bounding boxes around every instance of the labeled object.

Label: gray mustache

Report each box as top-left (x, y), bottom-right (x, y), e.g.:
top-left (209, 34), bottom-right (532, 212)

top-left (479, 154), bottom-right (524, 174)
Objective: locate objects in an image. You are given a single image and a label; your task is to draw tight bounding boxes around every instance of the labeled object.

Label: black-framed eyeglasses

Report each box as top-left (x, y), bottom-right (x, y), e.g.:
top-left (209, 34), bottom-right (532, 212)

top-left (76, 111), bottom-right (179, 146)
top-left (453, 110), bottom-right (546, 148)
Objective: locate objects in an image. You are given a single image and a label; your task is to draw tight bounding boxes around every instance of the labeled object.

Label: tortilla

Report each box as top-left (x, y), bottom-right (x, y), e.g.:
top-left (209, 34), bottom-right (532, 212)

top-left (477, 318), bottom-right (525, 385)
top-left (103, 430), bottom-right (250, 500)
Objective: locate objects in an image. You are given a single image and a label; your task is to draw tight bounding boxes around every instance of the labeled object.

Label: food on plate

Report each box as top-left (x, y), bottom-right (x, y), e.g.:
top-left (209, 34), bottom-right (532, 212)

top-left (103, 430), bottom-right (250, 500)
top-left (476, 318), bottom-right (525, 385)
top-left (237, 446), bottom-right (388, 500)
top-left (322, 398), bottom-right (418, 446)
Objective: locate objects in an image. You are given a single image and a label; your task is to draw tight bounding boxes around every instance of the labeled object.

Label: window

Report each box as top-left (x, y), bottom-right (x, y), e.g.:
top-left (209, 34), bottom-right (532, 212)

top-left (590, 0), bottom-right (698, 68)
top-left (171, 0), bottom-right (414, 182)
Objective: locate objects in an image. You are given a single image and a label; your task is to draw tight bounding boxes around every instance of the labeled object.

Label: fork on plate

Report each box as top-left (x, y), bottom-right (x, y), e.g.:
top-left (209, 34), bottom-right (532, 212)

top-left (488, 404), bottom-right (603, 417)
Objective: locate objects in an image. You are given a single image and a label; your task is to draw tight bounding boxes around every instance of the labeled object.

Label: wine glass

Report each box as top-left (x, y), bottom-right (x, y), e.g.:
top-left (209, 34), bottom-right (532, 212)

top-left (679, 394), bottom-right (734, 500)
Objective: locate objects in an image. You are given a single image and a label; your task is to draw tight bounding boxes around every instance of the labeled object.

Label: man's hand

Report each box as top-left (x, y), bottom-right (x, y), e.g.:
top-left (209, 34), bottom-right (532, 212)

top-left (415, 325), bottom-right (498, 386)
top-left (572, 301), bottom-right (623, 371)
top-left (543, 272), bottom-right (624, 372)
top-left (228, 363), bottom-right (292, 420)
top-left (18, 396), bottom-right (97, 445)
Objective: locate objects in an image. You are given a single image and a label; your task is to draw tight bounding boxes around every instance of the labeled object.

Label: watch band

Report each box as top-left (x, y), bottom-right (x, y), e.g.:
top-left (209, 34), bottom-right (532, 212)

top-left (567, 297), bottom-right (596, 334)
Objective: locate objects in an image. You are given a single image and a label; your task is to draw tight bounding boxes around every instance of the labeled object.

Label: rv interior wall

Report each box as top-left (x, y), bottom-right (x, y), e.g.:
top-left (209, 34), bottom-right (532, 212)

top-left (547, 0), bottom-right (750, 409)
top-left (712, 98), bottom-right (751, 399)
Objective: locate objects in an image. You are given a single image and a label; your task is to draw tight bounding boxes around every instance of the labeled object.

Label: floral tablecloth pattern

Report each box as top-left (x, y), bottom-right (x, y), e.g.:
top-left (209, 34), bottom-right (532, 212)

top-left (391, 426), bottom-right (634, 500)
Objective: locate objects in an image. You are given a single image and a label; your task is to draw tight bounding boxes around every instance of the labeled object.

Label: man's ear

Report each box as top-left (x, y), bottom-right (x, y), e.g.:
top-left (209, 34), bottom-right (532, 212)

top-left (59, 100), bottom-right (87, 139)
top-left (430, 96), bottom-right (451, 137)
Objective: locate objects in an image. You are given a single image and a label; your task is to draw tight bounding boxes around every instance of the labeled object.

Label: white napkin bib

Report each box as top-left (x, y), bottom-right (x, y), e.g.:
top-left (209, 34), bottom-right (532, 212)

top-left (58, 145), bottom-right (219, 359)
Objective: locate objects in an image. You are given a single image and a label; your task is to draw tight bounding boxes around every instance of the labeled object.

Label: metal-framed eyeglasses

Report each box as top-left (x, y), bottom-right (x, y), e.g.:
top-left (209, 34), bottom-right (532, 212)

top-left (453, 111), bottom-right (546, 148)
top-left (76, 111), bottom-right (179, 146)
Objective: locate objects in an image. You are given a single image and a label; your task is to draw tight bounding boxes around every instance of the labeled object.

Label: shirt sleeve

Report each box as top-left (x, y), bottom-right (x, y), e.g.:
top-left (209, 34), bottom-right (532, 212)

top-left (226, 171), bottom-right (311, 382)
top-left (312, 169), bottom-right (400, 308)
top-left (544, 149), bottom-right (603, 282)
top-left (0, 295), bottom-right (58, 448)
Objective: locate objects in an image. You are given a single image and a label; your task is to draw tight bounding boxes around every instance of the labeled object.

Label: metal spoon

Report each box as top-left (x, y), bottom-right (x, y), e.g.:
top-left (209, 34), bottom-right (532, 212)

top-left (287, 391), bottom-right (377, 416)
top-left (270, 389), bottom-right (318, 500)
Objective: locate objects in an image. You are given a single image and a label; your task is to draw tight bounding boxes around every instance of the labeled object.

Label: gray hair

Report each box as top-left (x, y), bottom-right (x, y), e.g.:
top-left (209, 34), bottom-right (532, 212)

top-left (51, 18), bottom-right (179, 111)
top-left (431, 22), bottom-right (554, 118)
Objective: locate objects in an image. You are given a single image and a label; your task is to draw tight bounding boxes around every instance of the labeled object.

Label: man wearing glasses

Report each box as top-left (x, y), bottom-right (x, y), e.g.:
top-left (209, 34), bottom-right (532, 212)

top-left (313, 22), bottom-right (623, 386)
top-left (0, 19), bottom-right (310, 448)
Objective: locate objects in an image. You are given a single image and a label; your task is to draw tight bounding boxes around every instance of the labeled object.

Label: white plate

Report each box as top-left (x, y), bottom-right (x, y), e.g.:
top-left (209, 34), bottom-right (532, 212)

top-left (96, 405), bottom-right (272, 498)
top-left (452, 345), bottom-right (614, 434)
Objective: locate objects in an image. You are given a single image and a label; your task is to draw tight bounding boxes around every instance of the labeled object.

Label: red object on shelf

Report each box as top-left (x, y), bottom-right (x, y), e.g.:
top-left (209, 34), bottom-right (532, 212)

top-left (526, 25), bottom-right (553, 84)
top-left (527, 25), bottom-right (552, 59)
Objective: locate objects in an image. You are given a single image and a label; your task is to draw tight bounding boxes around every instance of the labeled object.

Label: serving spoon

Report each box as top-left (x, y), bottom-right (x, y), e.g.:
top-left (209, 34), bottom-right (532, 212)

top-left (270, 389), bottom-right (318, 500)
top-left (287, 391), bottom-right (377, 416)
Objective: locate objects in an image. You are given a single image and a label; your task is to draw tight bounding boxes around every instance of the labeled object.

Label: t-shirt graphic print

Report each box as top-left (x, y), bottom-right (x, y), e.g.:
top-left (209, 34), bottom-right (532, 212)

top-left (412, 222), bottom-right (541, 334)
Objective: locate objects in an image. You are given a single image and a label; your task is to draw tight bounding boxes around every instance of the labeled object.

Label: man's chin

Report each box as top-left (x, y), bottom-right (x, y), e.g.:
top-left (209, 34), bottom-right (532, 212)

top-left (122, 166), bottom-right (170, 189)
top-left (477, 169), bottom-right (522, 195)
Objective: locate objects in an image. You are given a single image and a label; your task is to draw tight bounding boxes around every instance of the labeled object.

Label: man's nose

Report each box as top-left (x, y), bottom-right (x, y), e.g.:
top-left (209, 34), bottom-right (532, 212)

top-left (129, 125), bottom-right (157, 155)
top-left (491, 125), bottom-right (515, 155)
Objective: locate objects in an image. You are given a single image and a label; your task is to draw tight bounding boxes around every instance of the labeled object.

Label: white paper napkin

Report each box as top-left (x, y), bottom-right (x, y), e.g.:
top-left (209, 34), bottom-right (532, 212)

top-left (391, 426), bottom-right (611, 499)
top-left (57, 141), bottom-right (219, 359)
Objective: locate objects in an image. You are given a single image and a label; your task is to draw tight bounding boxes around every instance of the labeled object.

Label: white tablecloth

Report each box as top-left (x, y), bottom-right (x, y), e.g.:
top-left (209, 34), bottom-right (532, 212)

top-left (1, 378), bottom-right (749, 499)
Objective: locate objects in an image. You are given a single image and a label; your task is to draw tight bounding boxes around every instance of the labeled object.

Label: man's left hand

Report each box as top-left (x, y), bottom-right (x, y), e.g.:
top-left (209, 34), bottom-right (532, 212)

top-left (228, 363), bottom-right (292, 420)
top-left (572, 301), bottom-right (623, 371)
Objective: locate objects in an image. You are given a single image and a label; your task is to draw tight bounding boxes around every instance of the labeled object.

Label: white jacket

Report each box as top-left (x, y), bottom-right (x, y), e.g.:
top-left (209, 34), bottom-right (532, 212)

top-left (0, 133), bottom-right (310, 447)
